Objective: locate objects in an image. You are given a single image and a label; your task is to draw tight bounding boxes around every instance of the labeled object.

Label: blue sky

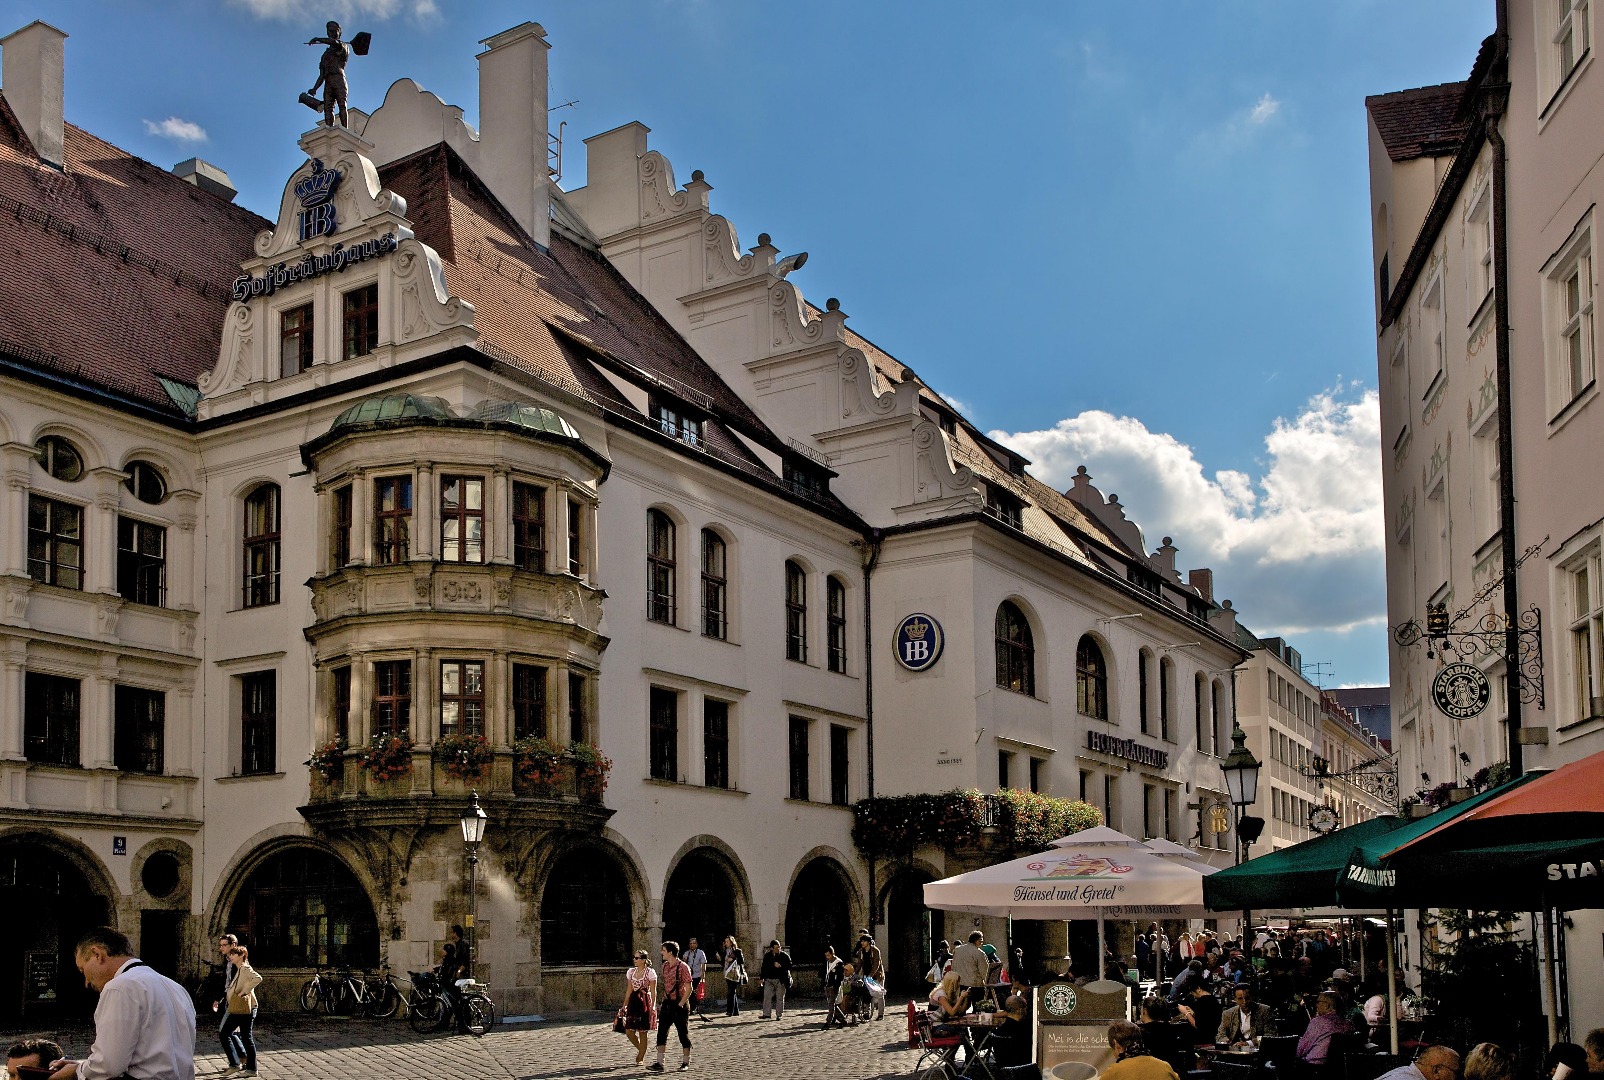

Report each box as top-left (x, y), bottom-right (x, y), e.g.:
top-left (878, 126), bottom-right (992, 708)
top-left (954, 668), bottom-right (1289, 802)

top-left (1, 0), bottom-right (1493, 686)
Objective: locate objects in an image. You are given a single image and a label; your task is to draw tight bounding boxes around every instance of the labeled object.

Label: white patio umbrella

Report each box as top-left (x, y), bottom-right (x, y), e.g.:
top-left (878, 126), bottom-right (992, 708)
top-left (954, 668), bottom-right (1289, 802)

top-left (924, 826), bottom-right (1208, 993)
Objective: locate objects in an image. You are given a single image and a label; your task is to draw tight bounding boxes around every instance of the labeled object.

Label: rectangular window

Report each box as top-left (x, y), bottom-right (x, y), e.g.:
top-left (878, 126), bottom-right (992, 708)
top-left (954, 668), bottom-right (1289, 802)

top-left (830, 724), bottom-right (850, 806)
top-left (332, 666), bottom-right (352, 744)
top-left (1103, 773), bottom-right (1119, 830)
top-left (1164, 788), bottom-right (1176, 841)
top-left (27, 495), bottom-right (83, 590)
top-left (1143, 783), bottom-right (1155, 839)
top-left (512, 664), bottom-right (548, 740)
top-left (788, 715), bottom-right (810, 800)
top-left (704, 700), bottom-right (730, 789)
top-left (1029, 756), bottom-right (1043, 794)
top-left (24, 672), bottom-right (80, 766)
top-left (651, 399), bottom-right (704, 446)
top-left (567, 499), bottom-right (583, 575)
top-left (240, 671), bottom-right (276, 775)
top-left (1422, 276), bottom-right (1445, 393)
top-left (373, 476), bottom-right (412, 564)
top-left (116, 516), bottom-right (166, 606)
top-left (513, 482), bottom-right (548, 572)
top-left (785, 562), bottom-right (807, 663)
top-left (439, 660), bottom-right (485, 738)
top-left (440, 475), bottom-right (485, 564)
top-left (1557, 0), bottom-right (1591, 79)
top-left (1159, 660), bottom-right (1172, 742)
top-left (331, 484), bottom-right (352, 570)
top-left (1079, 769), bottom-right (1091, 802)
top-left (649, 687), bottom-right (678, 782)
top-left (342, 282), bottom-right (379, 359)
top-left (999, 749), bottom-right (1014, 790)
top-left (568, 672), bottom-right (585, 743)
top-left (1568, 547), bottom-right (1604, 724)
top-left (702, 530), bottom-right (728, 640)
top-left (372, 660), bottom-right (411, 738)
top-left (1562, 245), bottom-right (1596, 405)
top-left (827, 577), bottom-right (847, 673)
top-left (783, 460), bottom-right (826, 499)
top-left (281, 302), bottom-right (314, 377)
top-left (114, 685), bottom-right (164, 775)
top-left (984, 484), bottom-right (1024, 529)
top-left (647, 510), bottom-right (677, 625)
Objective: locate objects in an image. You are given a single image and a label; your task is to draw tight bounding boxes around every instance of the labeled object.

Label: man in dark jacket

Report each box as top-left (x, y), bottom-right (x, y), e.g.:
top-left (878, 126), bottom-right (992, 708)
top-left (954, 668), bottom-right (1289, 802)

top-left (759, 940), bottom-right (792, 1020)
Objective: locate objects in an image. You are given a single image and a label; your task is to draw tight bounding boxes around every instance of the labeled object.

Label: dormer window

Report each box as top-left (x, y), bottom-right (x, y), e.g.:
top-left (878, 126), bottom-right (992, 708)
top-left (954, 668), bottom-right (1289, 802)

top-left (651, 399), bottom-right (704, 447)
top-left (1127, 565), bottom-right (1162, 596)
top-left (783, 460), bottom-right (827, 499)
top-left (984, 484), bottom-right (1023, 530)
top-left (282, 303), bottom-right (314, 376)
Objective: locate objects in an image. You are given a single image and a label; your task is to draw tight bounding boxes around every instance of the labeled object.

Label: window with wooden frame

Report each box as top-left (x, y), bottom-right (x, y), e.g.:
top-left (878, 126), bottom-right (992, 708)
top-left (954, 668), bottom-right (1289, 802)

top-left (24, 672), bottom-right (80, 767)
top-left (788, 715), bottom-right (810, 800)
top-left (242, 484), bottom-right (281, 607)
top-left (994, 600), bottom-right (1035, 695)
top-left (332, 666), bottom-right (352, 744)
top-left (649, 686), bottom-right (678, 782)
top-left (1077, 636), bottom-right (1109, 720)
top-left (513, 482), bottom-right (548, 572)
top-left (647, 509), bottom-right (677, 625)
top-left (281, 302), bottom-right (314, 376)
top-left (240, 671), bottom-right (276, 775)
top-left (373, 475), bottom-right (412, 564)
top-left (701, 529), bottom-right (728, 639)
top-left (827, 576), bottom-right (847, 673)
top-left (568, 671), bottom-right (586, 743)
top-left (330, 484), bottom-right (352, 570)
top-left (114, 685), bottom-right (165, 775)
top-left (703, 699), bottom-right (730, 789)
top-left (371, 660), bottom-right (411, 738)
top-left (342, 282), bottom-right (378, 359)
top-left (439, 660), bottom-right (485, 737)
top-left (785, 560), bottom-right (808, 663)
top-left (512, 663), bottom-right (548, 740)
top-left (439, 475), bottom-right (485, 564)
top-left (117, 516), bottom-right (166, 607)
top-left (27, 495), bottom-right (83, 590)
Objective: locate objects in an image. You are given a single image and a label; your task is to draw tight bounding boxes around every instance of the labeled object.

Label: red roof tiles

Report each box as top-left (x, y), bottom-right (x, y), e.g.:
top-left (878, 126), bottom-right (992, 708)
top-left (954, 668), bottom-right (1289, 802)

top-left (1365, 82), bottom-right (1470, 162)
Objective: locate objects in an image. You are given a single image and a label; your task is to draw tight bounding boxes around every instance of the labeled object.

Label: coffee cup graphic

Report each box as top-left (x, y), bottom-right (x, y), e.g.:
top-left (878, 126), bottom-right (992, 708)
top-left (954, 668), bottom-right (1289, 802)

top-left (1051, 1062), bottom-right (1100, 1080)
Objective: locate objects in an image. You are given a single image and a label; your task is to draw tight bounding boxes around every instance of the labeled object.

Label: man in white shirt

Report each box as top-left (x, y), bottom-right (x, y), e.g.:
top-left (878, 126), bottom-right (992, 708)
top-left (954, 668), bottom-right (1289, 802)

top-left (683, 938), bottom-right (709, 1021)
top-left (49, 927), bottom-right (195, 1080)
top-left (1374, 1045), bottom-right (1461, 1080)
top-left (950, 931), bottom-right (990, 1003)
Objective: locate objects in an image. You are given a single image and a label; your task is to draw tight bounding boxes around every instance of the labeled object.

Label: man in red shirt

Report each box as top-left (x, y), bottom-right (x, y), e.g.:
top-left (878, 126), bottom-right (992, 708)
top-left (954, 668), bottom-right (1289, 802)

top-left (650, 942), bottom-right (693, 1073)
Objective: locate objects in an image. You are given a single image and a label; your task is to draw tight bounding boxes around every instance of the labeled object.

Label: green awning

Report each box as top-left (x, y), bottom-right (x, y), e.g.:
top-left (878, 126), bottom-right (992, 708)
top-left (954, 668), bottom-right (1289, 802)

top-left (1204, 816), bottom-right (1409, 911)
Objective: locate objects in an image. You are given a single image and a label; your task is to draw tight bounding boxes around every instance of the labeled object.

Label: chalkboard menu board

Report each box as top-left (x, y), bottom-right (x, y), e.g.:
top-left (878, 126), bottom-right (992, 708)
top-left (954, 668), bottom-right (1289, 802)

top-left (25, 951), bottom-right (58, 1002)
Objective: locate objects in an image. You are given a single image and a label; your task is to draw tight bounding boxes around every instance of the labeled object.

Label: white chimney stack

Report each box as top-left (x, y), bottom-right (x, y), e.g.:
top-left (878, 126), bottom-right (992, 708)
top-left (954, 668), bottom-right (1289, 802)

top-left (1, 20), bottom-right (67, 169)
top-left (477, 22), bottom-right (550, 248)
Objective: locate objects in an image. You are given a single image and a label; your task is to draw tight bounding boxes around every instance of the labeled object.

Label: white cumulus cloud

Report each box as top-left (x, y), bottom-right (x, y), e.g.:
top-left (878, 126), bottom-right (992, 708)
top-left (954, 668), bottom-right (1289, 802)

top-left (230, 0), bottom-right (438, 22)
top-left (989, 386), bottom-right (1383, 637)
top-left (1249, 93), bottom-right (1281, 125)
top-left (143, 117), bottom-right (207, 143)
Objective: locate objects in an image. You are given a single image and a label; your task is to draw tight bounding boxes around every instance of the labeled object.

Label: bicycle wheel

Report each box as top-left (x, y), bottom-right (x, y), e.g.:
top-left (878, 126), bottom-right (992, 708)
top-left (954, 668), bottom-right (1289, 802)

top-left (371, 980), bottom-right (402, 1019)
top-left (409, 993), bottom-right (447, 1034)
top-left (299, 978), bottom-right (321, 1014)
top-left (325, 979), bottom-right (354, 1015)
top-left (462, 993), bottom-right (495, 1037)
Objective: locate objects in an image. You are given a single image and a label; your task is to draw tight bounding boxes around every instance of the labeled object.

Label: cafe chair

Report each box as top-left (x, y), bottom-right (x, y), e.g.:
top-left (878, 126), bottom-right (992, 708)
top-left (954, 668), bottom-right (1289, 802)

top-left (1260, 1035), bottom-right (1302, 1075)
top-left (914, 1013), bottom-right (967, 1080)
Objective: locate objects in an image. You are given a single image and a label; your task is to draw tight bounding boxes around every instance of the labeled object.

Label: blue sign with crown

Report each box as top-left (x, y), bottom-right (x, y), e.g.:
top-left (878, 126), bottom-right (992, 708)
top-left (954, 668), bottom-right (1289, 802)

top-left (894, 612), bottom-right (944, 672)
top-left (295, 158), bottom-right (343, 242)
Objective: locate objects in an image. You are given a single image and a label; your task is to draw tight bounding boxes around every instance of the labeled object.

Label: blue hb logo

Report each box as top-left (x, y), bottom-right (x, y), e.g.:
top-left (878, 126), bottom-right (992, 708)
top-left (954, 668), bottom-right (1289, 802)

top-left (295, 158), bottom-right (343, 242)
top-left (894, 613), bottom-right (944, 672)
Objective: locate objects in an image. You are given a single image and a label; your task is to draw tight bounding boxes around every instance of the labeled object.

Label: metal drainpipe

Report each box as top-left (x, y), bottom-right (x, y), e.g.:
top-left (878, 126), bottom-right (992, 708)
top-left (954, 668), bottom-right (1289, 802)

top-left (861, 529), bottom-right (883, 924)
top-left (1486, 2), bottom-right (1522, 775)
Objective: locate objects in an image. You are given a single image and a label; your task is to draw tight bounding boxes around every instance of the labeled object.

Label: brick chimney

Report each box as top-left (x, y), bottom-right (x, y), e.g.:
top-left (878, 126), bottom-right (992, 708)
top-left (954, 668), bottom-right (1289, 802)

top-left (477, 23), bottom-right (550, 248)
top-left (1187, 568), bottom-right (1214, 603)
top-left (1, 20), bottom-right (67, 168)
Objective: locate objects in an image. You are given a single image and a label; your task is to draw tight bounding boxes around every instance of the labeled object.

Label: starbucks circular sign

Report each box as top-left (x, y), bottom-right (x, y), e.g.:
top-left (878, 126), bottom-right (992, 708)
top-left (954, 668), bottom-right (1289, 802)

top-left (1041, 980), bottom-right (1079, 1017)
top-left (1431, 663), bottom-right (1491, 720)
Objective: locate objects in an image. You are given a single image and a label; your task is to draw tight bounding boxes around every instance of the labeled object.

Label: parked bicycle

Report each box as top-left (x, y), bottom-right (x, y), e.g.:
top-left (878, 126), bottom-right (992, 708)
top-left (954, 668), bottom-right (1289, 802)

top-left (406, 969), bottom-right (495, 1036)
top-left (298, 967), bottom-right (343, 1014)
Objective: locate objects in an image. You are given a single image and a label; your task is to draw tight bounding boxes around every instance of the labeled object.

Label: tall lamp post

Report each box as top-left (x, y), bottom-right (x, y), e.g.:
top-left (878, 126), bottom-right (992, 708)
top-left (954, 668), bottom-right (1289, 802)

top-left (460, 791), bottom-right (488, 980)
top-left (1221, 721), bottom-right (1263, 944)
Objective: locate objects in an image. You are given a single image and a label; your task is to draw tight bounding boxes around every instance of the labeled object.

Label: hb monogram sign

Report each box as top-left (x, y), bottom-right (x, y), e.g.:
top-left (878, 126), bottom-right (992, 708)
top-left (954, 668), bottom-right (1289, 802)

top-left (894, 613), bottom-right (944, 672)
top-left (295, 157), bottom-right (343, 242)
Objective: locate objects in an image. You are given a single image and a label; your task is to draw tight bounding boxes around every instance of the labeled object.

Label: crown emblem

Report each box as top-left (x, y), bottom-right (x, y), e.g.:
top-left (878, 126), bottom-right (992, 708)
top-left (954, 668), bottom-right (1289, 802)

top-left (295, 158), bottom-right (342, 208)
top-left (903, 617), bottom-right (928, 640)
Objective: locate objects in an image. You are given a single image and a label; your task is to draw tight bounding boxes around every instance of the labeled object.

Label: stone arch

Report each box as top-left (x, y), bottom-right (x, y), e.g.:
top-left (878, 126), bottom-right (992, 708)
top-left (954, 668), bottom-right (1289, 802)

top-left (214, 833), bottom-right (381, 969)
top-left (130, 837), bottom-right (192, 910)
top-left (878, 856), bottom-right (946, 993)
top-left (781, 849), bottom-right (861, 973)
top-left (0, 403), bottom-right (16, 444)
top-left (532, 833), bottom-right (643, 971)
top-left (0, 828), bottom-right (121, 1018)
top-left (660, 836), bottom-right (753, 963)
top-left (116, 445), bottom-right (197, 497)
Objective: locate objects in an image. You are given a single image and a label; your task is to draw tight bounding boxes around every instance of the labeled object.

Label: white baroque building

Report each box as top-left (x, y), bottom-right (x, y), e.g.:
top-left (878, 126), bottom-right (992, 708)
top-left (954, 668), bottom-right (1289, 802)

top-left (0, 18), bottom-right (1254, 1018)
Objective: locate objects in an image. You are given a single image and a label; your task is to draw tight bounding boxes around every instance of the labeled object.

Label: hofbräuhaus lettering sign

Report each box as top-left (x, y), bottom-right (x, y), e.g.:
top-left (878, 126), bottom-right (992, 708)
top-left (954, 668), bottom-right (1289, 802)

top-left (1086, 729), bottom-right (1169, 770)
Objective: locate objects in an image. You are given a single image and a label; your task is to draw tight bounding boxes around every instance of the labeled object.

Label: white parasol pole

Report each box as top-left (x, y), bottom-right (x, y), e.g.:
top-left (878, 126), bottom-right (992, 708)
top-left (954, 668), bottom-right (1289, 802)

top-left (1540, 907), bottom-right (1559, 1048)
top-left (1386, 907), bottom-right (1399, 1056)
top-left (1086, 907), bottom-right (1123, 995)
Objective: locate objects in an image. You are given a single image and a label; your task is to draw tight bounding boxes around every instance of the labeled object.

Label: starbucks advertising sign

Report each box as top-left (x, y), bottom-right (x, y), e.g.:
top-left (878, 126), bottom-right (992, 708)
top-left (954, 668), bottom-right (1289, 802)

top-left (1431, 663), bottom-right (1491, 720)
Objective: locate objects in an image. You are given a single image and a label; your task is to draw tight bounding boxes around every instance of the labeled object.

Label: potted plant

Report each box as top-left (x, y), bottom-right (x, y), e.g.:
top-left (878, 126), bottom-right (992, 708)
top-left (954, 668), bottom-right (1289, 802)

top-left (361, 732), bottom-right (415, 787)
top-left (513, 735), bottom-right (567, 796)
top-left (566, 742), bottom-right (613, 801)
top-left (436, 732), bottom-right (492, 782)
top-left (308, 738), bottom-right (346, 786)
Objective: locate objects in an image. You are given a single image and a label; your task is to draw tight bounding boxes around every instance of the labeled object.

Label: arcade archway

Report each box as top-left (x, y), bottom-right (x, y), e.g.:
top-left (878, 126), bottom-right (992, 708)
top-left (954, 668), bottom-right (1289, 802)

top-left (884, 865), bottom-right (943, 993)
top-left (784, 857), bottom-right (854, 966)
top-left (0, 835), bottom-right (114, 1020)
top-left (226, 847), bottom-right (378, 968)
top-left (661, 849), bottom-right (740, 959)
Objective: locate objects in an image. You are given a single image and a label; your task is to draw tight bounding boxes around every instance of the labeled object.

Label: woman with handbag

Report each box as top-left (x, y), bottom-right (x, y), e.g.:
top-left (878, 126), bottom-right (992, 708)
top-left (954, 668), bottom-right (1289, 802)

top-left (720, 936), bottom-right (747, 1017)
top-left (619, 949), bottom-right (657, 1064)
top-left (220, 945), bottom-right (262, 1077)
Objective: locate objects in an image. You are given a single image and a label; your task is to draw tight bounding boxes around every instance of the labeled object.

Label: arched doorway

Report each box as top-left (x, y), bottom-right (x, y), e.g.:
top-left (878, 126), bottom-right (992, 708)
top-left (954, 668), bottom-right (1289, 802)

top-left (785, 858), bottom-right (853, 968)
top-left (661, 850), bottom-right (738, 960)
top-left (541, 847), bottom-right (633, 966)
top-left (0, 837), bottom-right (113, 1020)
top-left (226, 847), bottom-right (378, 968)
top-left (884, 866), bottom-right (942, 993)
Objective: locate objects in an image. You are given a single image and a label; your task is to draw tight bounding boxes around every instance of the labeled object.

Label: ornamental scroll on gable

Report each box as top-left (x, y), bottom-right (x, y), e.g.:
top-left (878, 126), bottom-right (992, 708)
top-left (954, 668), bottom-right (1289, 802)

top-left (197, 124), bottom-right (475, 418)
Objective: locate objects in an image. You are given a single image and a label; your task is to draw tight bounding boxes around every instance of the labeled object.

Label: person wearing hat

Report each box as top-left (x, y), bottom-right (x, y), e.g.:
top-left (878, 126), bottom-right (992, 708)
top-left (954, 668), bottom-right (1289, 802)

top-left (853, 933), bottom-right (885, 1020)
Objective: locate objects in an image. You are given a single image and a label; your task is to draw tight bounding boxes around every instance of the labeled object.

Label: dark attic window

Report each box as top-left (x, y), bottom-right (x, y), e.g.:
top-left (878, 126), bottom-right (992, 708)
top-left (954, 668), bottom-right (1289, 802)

top-left (1127, 565), bottom-right (1162, 596)
top-left (650, 398), bottom-right (705, 447)
top-left (984, 484), bottom-right (1024, 530)
top-left (783, 460), bottom-right (827, 499)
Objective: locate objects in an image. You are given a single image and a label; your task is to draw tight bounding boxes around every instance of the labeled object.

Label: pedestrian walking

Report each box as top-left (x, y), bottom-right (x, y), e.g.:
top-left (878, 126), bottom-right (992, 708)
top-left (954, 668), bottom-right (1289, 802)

top-left (720, 936), bottom-right (747, 1017)
top-left (218, 944), bottom-right (262, 1076)
top-left (49, 927), bottom-right (195, 1080)
top-left (853, 933), bottom-right (886, 1020)
top-left (650, 941), bottom-right (693, 1072)
top-left (758, 939), bottom-right (792, 1020)
top-left (211, 933), bottom-right (245, 1068)
top-left (619, 949), bottom-right (657, 1066)
top-left (683, 937), bottom-right (709, 1021)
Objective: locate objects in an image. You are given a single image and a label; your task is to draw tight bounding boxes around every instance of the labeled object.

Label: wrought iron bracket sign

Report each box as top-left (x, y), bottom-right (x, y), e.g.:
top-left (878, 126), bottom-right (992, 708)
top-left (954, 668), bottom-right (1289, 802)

top-left (1304, 752), bottom-right (1400, 811)
top-left (1392, 604), bottom-right (1545, 710)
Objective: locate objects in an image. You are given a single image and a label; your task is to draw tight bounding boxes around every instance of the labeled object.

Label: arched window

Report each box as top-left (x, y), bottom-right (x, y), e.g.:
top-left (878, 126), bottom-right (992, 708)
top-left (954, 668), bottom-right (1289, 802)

top-left (785, 560), bottom-right (807, 662)
top-left (35, 435), bottom-right (84, 481)
top-left (1077, 636), bottom-right (1108, 719)
top-left (1159, 656), bottom-right (1174, 741)
top-left (994, 601), bottom-right (1035, 695)
top-left (542, 848), bottom-right (633, 966)
top-left (701, 529), bottom-right (727, 639)
top-left (123, 460), bottom-right (167, 504)
top-left (1195, 673), bottom-right (1208, 749)
top-left (827, 576), bottom-right (847, 673)
top-left (1212, 679), bottom-right (1228, 755)
top-left (228, 848), bottom-right (377, 968)
top-left (647, 509), bottom-right (676, 624)
top-left (242, 484), bottom-right (281, 608)
top-left (1138, 650), bottom-right (1152, 734)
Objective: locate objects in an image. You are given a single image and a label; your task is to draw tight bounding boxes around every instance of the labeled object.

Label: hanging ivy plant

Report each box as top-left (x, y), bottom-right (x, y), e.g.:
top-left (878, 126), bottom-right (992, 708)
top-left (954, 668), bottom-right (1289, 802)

top-left (851, 789), bottom-right (1102, 857)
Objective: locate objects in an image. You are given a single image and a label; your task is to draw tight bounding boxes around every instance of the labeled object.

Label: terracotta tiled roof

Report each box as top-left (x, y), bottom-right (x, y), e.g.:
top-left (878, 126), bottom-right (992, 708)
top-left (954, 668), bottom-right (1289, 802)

top-left (1365, 82), bottom-right (1470, 162)
top-left (0, 91), bottom-right (268, 416)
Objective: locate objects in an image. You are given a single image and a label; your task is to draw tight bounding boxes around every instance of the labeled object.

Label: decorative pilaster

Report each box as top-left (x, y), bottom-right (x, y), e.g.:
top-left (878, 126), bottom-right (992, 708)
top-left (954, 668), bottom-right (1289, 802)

top-left (414, 465), bottom-right (435, 561)
top-left (170, 491), bottom-right (200, 611)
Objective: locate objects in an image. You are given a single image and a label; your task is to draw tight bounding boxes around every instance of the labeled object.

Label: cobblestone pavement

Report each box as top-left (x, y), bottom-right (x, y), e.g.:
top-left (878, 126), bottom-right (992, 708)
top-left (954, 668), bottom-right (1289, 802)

top-left (6, 1000), bottom-right (925, 1079)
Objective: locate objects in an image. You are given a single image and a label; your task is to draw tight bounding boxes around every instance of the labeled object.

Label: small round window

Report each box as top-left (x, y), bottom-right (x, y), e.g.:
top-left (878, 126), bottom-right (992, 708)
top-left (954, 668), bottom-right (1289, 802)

top-left (141, 852), bottom-right (181, 898)
top-left (36, 435), bottom-right (84, 481)
top-left (124, 461), bottom-right (168, 504)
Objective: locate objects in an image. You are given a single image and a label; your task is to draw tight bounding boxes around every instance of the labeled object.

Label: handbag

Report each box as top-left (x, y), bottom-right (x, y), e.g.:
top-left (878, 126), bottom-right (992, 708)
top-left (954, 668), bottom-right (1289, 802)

top-left (612, 1007), bottom-right (626, 1034)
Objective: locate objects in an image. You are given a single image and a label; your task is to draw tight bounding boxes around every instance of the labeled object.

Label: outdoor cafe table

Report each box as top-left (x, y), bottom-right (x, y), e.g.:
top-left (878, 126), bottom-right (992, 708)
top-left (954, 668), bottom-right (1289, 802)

top-left (946, 1014), bottom-right (1005, 1079)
